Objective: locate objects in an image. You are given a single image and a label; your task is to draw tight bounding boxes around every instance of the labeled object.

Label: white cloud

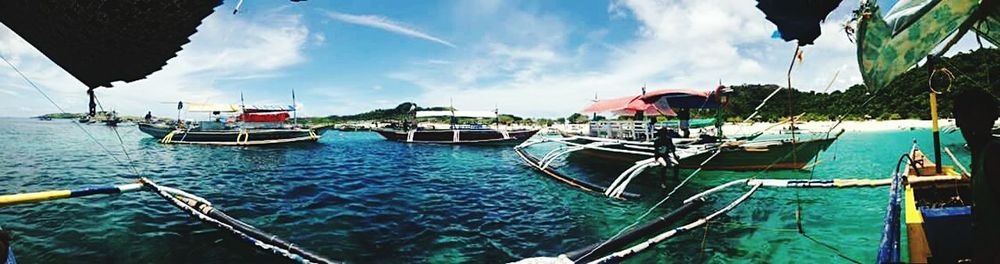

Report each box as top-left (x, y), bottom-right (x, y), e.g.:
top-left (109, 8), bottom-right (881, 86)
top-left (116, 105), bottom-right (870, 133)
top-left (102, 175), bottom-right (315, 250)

top-left (312, 32), bottom-right (327, 46)
top-left (388, 0), bottom-right (870, 118)
top-left (0, 7), bottom-right (309, 117)
top-left (325, 10), bottom-right (456, 48)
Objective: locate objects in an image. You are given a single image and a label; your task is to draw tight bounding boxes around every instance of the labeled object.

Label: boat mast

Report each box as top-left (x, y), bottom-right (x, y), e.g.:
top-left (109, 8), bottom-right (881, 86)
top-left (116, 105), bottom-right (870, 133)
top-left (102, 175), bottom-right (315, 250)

top-left (240, 91), bottom-right (246, 128)
top-left (176, 101), bottom-right (183, 125)
top-left (292, 89), bottom-right (297, 126)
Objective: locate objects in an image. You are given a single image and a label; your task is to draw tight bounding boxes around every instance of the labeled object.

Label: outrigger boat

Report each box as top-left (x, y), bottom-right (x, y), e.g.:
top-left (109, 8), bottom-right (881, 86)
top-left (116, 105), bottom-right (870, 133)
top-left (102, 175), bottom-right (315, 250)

top-left (374, 110), bottom-right (540, 145)
top-left (139, 103), bottom-right (331, 146)
top-left (515, 87), bottom-right (842, 199)
top-left (518, 0), bottom-right (997, 261)
top-left (0, 1), bottom-right (337, 263)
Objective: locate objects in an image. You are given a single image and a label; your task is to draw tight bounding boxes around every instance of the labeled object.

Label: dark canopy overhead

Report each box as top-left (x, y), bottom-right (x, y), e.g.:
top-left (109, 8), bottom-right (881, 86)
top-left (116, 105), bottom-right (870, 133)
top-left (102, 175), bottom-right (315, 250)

top-left (0, 0), bottom-right (223, 89)
top-left (755, 0), bottom-right (844, 46)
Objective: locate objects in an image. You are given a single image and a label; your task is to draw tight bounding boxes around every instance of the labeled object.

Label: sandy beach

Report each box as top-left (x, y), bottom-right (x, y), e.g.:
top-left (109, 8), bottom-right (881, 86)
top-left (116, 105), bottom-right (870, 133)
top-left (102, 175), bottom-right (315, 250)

top-left (728, 119), bottom-right (957, 133)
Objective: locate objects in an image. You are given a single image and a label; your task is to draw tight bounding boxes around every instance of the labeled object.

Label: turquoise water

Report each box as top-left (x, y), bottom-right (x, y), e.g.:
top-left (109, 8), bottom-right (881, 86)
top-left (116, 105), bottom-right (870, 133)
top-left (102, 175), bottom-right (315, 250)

top-left (0, 118), bottom-right (971, 263)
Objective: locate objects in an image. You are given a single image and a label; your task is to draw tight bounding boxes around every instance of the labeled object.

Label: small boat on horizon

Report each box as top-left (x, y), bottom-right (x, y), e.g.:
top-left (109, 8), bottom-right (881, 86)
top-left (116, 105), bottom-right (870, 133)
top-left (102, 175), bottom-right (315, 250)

top-left (374, 110), bottom-right (540, 145)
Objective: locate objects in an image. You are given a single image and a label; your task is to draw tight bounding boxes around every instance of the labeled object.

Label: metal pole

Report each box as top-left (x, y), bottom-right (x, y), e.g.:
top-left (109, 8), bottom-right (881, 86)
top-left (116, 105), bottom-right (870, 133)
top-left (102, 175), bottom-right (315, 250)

top-left (292, 89), bottom-right (297, 126)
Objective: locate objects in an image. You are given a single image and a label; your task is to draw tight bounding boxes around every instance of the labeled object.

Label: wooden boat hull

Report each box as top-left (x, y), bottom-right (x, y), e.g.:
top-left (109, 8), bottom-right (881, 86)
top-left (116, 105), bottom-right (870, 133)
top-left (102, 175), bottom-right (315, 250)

top-left (374, 128), bottom-right (539, 145)
top-left (138, 123), bottom-right (321, 146)
top-left (900, 149), bottom-right (972, 263)
top-left (566, 136), bottom-right (839, 171)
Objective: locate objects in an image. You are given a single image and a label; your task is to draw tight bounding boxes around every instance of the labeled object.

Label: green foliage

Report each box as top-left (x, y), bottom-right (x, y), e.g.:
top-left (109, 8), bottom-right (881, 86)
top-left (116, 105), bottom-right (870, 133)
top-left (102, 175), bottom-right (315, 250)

top-left (326, 102), bottom-right (453, 121)
top-left (722, 49), bottom-right (1000, 121)
top-left (39, 113), bottom-right (87, 119)
top-left (566, 113), bottom-right (589, 124)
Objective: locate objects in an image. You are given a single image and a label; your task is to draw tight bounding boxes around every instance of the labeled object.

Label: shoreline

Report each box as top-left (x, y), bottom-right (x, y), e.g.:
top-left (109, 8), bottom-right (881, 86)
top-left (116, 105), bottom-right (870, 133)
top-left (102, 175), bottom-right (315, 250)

top-left (725, 119), bottom-right (957, 133)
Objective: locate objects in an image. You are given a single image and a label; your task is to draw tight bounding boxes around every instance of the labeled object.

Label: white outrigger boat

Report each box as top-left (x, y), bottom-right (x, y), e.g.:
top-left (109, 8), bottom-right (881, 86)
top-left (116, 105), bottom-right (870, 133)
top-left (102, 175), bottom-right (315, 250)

top-left (515, 87), bottom-right (842, 199)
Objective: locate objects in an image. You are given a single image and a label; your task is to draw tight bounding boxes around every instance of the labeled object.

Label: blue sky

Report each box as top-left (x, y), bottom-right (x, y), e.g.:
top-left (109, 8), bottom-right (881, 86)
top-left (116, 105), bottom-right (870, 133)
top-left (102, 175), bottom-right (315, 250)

top-left (0, 0), bottom-right (990, 118)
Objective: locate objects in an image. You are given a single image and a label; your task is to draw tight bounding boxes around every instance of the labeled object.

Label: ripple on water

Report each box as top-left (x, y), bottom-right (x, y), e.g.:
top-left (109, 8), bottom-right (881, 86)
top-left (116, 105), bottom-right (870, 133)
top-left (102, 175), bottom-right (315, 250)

top-left (0, 119), bottom-right (976, 263)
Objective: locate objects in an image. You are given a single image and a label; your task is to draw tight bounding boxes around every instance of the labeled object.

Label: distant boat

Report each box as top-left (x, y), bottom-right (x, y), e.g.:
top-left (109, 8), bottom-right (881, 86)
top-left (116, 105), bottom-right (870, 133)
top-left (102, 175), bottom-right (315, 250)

top-left (103, 111), bottom-right (121, 127)
top-left (374, 110), bottom-right (539, 145)
top-left (138, 103), bottom-right (331, 146)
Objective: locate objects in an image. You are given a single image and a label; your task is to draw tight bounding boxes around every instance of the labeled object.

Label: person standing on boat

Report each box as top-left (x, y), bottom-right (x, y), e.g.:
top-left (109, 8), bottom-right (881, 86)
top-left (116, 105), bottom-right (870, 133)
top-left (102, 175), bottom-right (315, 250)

top-left (653, 127), bottom-right (679, 188)
top-left (144, 111), bottom-right (153, 122)
top-left (953, 89), bottom-right (1000, 262)
top-left (677, 108), bottom-right (691, 138)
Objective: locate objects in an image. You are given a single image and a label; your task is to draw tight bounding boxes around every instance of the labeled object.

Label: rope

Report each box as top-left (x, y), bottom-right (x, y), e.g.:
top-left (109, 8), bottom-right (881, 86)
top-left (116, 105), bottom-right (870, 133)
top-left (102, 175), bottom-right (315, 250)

top-left (0, 52), bottom-right (138, 176)
top-left (91, 93), bottom-right (143, 176)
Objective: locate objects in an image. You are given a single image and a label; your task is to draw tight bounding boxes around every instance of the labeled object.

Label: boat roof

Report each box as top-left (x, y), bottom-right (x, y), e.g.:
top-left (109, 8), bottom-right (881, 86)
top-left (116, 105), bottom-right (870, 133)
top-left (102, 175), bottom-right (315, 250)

top-left (0, 0), bottom-right (223, 89)
top-left (416, 110), bottom-right (497, 118)
top-left (582, 87), bottom-right (724, 115)
top-left (187, 103), bottom-right (239, 113)
top-left (185, 103), bottom-right (294, 113)
top-left (244, 105), bottom-right (294, 113)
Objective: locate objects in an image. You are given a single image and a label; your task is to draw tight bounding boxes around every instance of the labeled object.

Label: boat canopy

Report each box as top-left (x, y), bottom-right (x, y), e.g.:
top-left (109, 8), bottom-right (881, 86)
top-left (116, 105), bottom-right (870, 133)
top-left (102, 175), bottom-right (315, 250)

top-left (582, 88), bottom-right (724, 115)
top-left (0, 0), bottom-right (223, 89)
top-left (244, 105), bottom-right (295, 113)
top-left (855, 0), bottom-right (1000, 91)
top-left (754, 0), bottom-right (844, 46)
top-left (187, 103), bottom-right (240, 113)
top-left (582, 95), bottom-right (677, 116)
top-left (415, 111), bottom-right (497, 118)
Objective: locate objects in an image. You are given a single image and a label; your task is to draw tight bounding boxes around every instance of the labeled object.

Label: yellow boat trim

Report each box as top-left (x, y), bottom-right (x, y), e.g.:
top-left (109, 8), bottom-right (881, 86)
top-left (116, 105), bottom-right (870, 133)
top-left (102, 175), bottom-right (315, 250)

top-left (0, 190), bottom-right (71, 206)
top-left (161, 130), bottom-right (177, 144)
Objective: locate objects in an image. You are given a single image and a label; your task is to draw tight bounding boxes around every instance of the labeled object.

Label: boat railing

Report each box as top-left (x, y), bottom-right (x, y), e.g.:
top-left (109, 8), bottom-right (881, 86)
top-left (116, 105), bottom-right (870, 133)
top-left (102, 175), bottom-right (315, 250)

top-left (588, 121), bottom-right (652, 141)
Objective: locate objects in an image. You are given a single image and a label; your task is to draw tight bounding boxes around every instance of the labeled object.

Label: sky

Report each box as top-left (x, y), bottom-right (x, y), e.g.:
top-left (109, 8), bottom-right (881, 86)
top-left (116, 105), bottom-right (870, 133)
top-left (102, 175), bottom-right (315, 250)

top-left (0, 0), bottom-right (991, 118)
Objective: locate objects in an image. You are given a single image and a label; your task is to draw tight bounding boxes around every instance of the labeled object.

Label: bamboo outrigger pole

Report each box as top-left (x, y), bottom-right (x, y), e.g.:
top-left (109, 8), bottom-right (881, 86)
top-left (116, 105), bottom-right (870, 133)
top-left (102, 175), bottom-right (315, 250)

top-left (0, 183), bottom-right (143, 206)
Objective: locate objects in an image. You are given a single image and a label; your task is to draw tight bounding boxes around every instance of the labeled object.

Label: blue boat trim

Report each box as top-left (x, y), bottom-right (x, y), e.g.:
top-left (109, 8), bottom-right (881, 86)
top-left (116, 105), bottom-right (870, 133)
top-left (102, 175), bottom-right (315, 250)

top-left (69, 185), bottom-right (124, 197)
top-left (876, 172), bottom-right (902, 264)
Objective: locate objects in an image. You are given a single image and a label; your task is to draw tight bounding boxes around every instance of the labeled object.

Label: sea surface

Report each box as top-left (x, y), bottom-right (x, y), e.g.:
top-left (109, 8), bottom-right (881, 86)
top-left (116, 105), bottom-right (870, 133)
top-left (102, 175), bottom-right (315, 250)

top-left (0, 118), bottom-right (972, 263)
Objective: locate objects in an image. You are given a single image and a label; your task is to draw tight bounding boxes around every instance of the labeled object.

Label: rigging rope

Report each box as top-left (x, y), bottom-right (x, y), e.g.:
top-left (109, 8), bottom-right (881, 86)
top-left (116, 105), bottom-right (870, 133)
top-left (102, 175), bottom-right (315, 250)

top-left (92, 95), bottom-right (143, 176)
top-left (0, 52), bottom-right (140, 177)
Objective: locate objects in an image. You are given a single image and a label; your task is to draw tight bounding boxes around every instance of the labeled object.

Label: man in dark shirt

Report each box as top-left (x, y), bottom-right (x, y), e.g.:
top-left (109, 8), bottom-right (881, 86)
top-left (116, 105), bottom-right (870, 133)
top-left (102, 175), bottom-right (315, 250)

top-left (953, 89), bottom-right (1000, 262)
top-left (653, 127), bottom-right (680, 188)
top-left (677, 108), bottom-right (691, 138)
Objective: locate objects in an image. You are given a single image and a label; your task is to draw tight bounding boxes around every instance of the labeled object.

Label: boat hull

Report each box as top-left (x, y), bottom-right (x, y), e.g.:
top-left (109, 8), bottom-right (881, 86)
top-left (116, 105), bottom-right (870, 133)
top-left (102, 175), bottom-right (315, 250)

top-left (374, 128), bottom-right (539, 145)
top-left (900, 149), bottom-right (972, 263)
top-left (566, 136), bottom-right (839, 171)
top-left (138, 123), bottom-right (321, 146)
